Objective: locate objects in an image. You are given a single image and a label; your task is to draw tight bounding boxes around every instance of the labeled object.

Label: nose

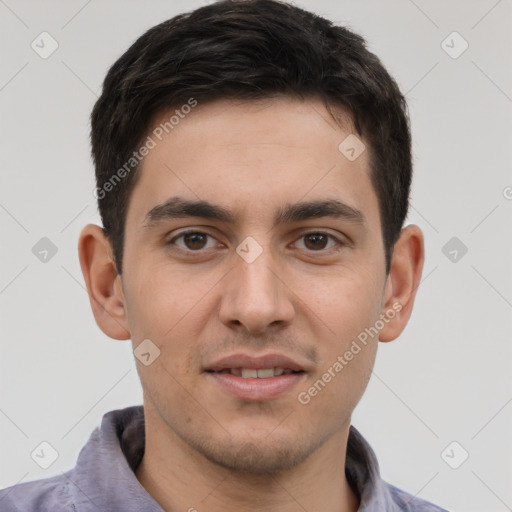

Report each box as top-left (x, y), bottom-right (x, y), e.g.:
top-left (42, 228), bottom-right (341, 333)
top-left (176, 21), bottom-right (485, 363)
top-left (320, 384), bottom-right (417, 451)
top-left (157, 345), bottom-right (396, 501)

top-left (218, 242), bottom-right (295, 334)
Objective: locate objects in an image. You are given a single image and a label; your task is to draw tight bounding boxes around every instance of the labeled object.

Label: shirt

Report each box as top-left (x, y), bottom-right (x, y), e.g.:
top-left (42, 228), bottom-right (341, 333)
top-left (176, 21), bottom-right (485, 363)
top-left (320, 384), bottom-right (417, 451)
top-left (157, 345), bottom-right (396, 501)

top-left (0, 405), bottom-right (448, 511)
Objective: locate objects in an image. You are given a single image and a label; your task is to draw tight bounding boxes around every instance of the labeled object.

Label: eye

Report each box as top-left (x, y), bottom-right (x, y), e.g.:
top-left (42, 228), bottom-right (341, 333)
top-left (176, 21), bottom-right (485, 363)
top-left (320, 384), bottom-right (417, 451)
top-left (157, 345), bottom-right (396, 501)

top-left (166, 229), bottom-right (344, 254)
top-left (293, 232), bottom-right (342, 252)
top-left (168, 230), bottom-right (219, 251)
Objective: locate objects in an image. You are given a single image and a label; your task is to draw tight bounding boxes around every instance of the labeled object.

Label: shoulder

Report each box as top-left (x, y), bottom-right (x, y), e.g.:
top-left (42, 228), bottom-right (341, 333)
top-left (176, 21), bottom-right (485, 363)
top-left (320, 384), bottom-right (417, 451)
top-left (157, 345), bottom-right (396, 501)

top-left (0, 471), bottom-right (74, 512)
top-left (382, 480), bottom-right (450, 512)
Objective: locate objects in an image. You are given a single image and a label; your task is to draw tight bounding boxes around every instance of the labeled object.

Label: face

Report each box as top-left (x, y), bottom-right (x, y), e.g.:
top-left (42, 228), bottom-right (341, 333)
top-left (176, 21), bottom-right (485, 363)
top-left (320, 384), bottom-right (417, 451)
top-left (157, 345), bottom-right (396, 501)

top-left (117, 96), bottom-right (391, 473)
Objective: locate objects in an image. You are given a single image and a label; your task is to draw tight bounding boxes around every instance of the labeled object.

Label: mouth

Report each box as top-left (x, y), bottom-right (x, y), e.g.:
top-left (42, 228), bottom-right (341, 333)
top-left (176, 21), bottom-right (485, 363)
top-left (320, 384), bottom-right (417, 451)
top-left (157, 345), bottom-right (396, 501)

top-left (206, 368), bottom-right (305, 378)
top-left (204, 353), bottom-right (308, 401)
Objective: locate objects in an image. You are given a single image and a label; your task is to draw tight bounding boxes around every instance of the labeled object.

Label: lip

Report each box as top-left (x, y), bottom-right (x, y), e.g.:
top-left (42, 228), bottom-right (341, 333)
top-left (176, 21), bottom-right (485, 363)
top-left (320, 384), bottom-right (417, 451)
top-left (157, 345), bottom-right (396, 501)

top-left (204, 352), bottom-right (306, 372)
top-left (204, 352), bottom-right (308, 401)
top-left (207, 372), bottom-right (307, 401)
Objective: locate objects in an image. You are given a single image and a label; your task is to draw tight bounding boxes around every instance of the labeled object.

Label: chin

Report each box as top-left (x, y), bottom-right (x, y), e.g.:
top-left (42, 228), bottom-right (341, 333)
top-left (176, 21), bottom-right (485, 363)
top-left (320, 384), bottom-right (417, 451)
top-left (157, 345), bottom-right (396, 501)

top-left (204, 442), bottom-right (307, 474)
top-left (186, 429), bottom-right (327, 475)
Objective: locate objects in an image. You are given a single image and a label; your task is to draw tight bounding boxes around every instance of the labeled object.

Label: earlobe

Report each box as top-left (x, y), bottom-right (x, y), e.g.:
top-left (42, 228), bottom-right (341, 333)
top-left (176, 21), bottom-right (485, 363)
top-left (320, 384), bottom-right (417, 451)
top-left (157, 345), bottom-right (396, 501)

top-left (378, 224), bottom-right (425, 343)
top-left (78, 224), bottom-right (131, 340)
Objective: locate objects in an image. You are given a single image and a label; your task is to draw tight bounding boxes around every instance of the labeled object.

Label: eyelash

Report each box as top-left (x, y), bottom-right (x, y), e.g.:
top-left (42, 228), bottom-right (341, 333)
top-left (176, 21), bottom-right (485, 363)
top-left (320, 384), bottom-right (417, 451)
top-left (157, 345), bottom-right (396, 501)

top-left (166, 229), bottom-right (345, 254)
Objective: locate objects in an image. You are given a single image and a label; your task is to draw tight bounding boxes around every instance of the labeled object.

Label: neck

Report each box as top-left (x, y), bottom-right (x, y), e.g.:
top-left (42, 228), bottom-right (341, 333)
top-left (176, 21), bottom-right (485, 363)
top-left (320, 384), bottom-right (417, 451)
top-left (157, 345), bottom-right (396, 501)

top-left (135, 404), bottom-right (360, 512)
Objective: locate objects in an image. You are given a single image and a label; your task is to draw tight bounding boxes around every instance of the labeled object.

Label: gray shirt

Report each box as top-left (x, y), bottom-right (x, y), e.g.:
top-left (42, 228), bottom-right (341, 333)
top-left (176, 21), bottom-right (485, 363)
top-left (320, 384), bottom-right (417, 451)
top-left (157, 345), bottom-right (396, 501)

top-left (0, 405), bottom-right (448, 511)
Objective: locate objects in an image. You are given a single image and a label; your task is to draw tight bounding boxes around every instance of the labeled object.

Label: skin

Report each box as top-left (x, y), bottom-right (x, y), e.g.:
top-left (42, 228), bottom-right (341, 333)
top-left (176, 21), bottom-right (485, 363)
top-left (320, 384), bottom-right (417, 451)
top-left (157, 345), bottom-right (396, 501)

top-left (78, 96), bottom-right (424, 512)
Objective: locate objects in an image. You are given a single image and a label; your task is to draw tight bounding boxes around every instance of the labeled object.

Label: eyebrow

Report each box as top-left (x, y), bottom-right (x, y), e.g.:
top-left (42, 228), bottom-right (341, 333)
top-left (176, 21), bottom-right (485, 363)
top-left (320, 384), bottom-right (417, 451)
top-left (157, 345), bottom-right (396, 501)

top-left (143, 196), bottom-right (365, 228)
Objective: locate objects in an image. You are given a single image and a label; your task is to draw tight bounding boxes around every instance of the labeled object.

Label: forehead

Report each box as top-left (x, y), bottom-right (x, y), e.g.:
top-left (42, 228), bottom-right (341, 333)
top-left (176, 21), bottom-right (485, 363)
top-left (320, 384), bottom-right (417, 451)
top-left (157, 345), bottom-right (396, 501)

top-left (125, 96), bottom-right (380, 231)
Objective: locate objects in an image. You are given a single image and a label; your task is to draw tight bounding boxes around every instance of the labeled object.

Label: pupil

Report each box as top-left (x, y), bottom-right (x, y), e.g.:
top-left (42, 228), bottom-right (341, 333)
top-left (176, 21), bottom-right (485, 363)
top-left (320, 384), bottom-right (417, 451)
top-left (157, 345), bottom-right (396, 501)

top-left (305, 233), bottom-right (326, 250)
top-left (185, 232), bottom-right (206, 250)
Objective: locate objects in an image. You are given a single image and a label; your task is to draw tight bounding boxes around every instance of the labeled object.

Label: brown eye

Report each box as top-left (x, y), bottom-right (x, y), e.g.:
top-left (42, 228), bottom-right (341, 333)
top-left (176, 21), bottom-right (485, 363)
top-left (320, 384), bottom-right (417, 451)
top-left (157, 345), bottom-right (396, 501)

top-left (303, 233), bottom-right (329, 250)
top-left (294, 232), bottom-right (341, 252)
top-left (169, 231), bottom-right (217, 251)
top-left (183, 232), bottom-right (208, 250)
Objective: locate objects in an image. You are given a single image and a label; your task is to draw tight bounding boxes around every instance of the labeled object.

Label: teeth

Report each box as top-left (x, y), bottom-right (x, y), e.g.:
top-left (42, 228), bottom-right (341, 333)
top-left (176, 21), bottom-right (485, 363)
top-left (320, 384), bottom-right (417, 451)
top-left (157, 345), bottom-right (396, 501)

top-left (257, 368), bottom-right (274, 378)
top-left (241, 368), bottom-right (258, 378)
top-left (233, 367), bottom-right (291, 378)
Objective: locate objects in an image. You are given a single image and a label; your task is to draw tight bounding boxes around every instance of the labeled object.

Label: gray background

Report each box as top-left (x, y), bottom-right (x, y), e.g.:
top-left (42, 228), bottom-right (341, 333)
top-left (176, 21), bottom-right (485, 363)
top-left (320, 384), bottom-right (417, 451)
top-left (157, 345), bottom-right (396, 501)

top-left (1, 1), bottom-right (511, 511)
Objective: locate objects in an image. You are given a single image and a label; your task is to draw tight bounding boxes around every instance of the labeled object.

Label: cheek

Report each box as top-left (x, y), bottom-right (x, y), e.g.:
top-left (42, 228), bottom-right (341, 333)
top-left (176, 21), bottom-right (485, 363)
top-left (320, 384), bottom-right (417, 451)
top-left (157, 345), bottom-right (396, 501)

top-left (296, 269), bottom-right (381, 397)
top-left (298, 267), bottom-right (382, 343)
top-left (124, 262), bottom-right (221, 382)
top-left (297, 279), bottom-right (379, 419)
top-left (126, 260), bottom-right (210, 338)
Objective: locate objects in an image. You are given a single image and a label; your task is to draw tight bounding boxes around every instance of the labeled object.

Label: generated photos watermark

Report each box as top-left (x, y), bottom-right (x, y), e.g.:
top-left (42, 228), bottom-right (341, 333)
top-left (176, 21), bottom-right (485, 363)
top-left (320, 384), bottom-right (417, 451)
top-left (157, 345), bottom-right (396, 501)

top-left (298, 301), bottom-right (402, 405)
top-left (93, 97), bottom-right (198, 200)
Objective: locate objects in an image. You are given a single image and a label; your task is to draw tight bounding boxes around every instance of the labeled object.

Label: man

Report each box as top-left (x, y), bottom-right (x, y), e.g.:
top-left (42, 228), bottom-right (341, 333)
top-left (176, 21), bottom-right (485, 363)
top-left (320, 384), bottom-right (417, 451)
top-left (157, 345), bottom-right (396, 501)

top-left (0, 0), bottom-right (448, 510)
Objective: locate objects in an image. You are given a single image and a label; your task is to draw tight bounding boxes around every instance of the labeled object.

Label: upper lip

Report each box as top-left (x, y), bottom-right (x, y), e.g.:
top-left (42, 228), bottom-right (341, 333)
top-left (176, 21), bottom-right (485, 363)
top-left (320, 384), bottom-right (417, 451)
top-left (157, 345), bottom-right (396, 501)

top-left (205, 353), bottom-right (307, 372)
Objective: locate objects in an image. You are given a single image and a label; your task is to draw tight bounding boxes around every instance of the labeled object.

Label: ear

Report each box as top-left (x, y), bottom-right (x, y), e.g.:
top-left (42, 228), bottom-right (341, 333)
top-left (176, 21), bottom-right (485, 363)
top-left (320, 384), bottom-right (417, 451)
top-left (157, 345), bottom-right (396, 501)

top-left (78, 224), bottom-right (131, 340)
top-left (379, 224), bottom-right (425, 343)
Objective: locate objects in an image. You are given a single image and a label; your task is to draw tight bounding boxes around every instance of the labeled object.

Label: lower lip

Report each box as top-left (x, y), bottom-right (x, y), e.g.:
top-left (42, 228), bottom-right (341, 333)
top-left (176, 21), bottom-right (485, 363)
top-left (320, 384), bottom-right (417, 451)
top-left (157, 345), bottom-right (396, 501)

top-left (207, 372), bottom-right (306, 401)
